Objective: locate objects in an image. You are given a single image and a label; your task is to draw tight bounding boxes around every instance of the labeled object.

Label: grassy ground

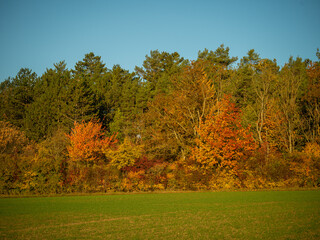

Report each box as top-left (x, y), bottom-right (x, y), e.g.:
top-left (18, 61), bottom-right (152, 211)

top-left (1, 190), bottom-right (319, 239)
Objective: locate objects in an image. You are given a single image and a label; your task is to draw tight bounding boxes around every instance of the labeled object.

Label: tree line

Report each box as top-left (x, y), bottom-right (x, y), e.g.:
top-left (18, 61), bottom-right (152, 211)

top-left (1, 45), bottom-right (319, 194)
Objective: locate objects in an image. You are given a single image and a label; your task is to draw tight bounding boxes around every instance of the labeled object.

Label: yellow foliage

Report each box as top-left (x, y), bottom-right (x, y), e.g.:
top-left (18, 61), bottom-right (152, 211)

top-left (107, 137), bottom-right (143, 170)
top-left (0, 121), bottom-right (28, 154)
top-left (289, 146), bottom-right (320, 187)
top-left (304, 142), bottom-right (320, 158)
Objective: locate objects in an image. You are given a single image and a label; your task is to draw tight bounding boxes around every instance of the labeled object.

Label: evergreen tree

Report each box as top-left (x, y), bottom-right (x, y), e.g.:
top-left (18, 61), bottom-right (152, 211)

top-left (72, 52), bottom-right (108, 90)
top-left (72, 52), bottom-right (108, 124)
top-left (135, 50), bottom-right (188, 98)
top-left (25, 62), bottom-right (71, 141)
top-left (198, 44), bottom-right (238, 67)
top-left (0, 68), bottom-right (37, 130)
top-left (232, 49), bottom-right (261, 110)
top-left (62, 77), bottom-right (97, 127)
top-left (106, 65), bottom-right (143, 139)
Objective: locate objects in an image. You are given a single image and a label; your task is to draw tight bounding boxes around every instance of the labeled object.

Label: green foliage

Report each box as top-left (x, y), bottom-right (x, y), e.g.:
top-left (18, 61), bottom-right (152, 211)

top-left (109, 108), bottom-right (124, 140)
top-left (72, 52), bottom-right (108, 90)
top-left (198, 44), bottom-right (238, 67)
top-left (24, 62), bottom-right (71, 141)
top-left (30, 129), bottom-right (68, 194)
top-left (135, 50), bottom-right (188, 97)
top-left (1, 49), bottom-right (320, 194)
top-left (64, 78), bottom-right (98, 126)
top-left (232, 49), bottom-right (260, 110)
top-left (104, 65), bottom-right (143, 137)
top-left (72, 52), bottom-right (108, 124)
top-left (239, 49), bottom-right (260, 67)
top-left (0, 68), bottom-right (38, 130)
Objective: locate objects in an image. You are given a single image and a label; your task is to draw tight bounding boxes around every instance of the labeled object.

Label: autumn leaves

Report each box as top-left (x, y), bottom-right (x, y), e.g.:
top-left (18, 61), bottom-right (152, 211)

top-left (64, 61), bottom-right (254, 190)
top-left (1, 49), bottom-right (320, 194)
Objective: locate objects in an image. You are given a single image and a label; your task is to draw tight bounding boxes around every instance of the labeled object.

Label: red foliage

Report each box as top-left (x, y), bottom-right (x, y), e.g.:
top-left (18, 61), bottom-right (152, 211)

top-left (123, 156), bottom-right (163, 173)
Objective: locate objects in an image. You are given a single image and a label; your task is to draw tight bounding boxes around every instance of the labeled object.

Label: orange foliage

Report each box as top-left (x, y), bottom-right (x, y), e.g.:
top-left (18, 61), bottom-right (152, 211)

top-left (289, 142), bottom-right (320, 187)
top-left (145, 60), bottom-right (216, 159)
top-left (65, 120), bottom-right (118, 191)
top-left (262, 101), bottom-right (287, 153)
top-left (66, 120), bottom-right (117, 165)
top-left (191, 96), bottom-right (256, 174)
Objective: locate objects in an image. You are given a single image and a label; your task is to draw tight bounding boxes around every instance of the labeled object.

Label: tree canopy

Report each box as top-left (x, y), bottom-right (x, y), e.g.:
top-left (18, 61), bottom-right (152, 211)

top-left (1, 46), bottom-right (319, 194)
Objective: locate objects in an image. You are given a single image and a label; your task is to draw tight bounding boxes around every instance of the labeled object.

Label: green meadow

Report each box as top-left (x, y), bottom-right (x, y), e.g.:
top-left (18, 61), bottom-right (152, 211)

top-left (1, 190), bottom-right (320, 239)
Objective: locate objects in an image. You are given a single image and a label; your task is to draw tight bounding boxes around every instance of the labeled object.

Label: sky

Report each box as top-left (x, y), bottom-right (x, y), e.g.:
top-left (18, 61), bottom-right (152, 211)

top-left (0, 0), bottom-right (319, 81)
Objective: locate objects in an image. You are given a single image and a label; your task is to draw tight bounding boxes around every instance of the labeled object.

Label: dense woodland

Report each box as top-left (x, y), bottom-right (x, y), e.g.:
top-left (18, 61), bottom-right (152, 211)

top-left (1, 45), bottom-right (320, 194)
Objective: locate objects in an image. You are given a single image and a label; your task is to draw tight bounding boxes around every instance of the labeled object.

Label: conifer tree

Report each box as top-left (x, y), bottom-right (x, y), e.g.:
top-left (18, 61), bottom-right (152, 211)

top-left (0, 68), bottom-right (37, 130)
top-left (135, 50), bottom-right (188, 98)
top-left (25, 62), bottom-right (71, 141)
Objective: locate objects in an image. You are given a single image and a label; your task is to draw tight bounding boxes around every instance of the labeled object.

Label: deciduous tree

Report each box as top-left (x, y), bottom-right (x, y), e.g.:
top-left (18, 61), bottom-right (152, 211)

top-left (190, 96), bottom-right (255, 175)
top-left (144, 61), bottom-right (216, 160)
top-left (303, 60), bottom-right (320, 143)
top-left (252, 59), bottom-right (278, 146)
top-left (66, 120), bottom-right (117, 190)
top-left (0, 121), bottom-right (29, 193)
top-left (276, 57), bottom-right (307, 153)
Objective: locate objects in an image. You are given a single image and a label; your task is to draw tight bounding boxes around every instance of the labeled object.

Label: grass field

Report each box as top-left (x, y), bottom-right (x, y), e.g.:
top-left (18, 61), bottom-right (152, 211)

top-left (1, 190), bottom-right (320, 239)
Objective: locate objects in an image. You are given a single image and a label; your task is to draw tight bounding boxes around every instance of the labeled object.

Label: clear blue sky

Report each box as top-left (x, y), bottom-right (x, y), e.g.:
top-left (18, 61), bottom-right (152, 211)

top-left (1, 0), bottom-right (319, 81)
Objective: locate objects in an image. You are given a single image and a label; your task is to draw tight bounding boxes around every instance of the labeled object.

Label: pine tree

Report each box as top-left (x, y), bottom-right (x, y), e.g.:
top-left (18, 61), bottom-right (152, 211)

top-left (25, 62), bottom-right (71, 141)
top-left (0, 68), bottom-right (37, 130)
